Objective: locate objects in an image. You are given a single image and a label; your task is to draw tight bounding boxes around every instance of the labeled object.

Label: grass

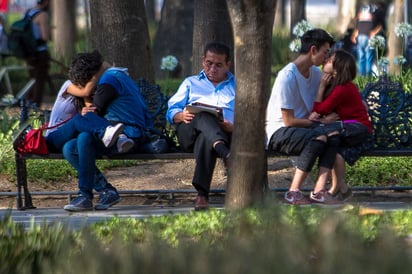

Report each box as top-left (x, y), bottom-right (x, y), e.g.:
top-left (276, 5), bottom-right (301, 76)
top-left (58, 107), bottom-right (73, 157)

top-left (1, 205), bottom-right (412, 273)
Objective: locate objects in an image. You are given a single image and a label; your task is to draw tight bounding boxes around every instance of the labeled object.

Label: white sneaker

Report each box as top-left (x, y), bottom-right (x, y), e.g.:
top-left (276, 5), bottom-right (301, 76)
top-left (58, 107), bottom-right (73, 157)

top-left (117, 134), bottom-right (134, 153)
top-left (102, 123), bottom-right (124, 148)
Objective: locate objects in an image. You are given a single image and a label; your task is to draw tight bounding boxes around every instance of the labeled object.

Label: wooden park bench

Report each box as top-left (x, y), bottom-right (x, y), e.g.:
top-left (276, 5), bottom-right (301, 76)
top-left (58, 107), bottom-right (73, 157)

top-left (12, 77), bottom-right (412, 210)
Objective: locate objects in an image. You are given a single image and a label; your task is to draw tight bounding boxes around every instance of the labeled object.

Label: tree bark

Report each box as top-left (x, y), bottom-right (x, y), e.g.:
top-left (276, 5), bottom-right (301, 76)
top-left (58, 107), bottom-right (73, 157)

top-left (335, 0), bottom-right (357, 35)
top-left (152, 0), bottom-right (193, 79)
top-left (145, 0), bottom-right (156, 25)
top-left (388, 0), bottom-right (404, 75)
top-left (225, 0), bottom-right (275, 209)
top-left (290, 0), bottom-right (306, 38)
top-left (192, 0), bottom-right (234, 74)
top-left (89, 0), bottom-right (154, 82)
top-left (274, 0), bottom-right (285, 28)
top-left (51, 0), bottom-right (76, 63)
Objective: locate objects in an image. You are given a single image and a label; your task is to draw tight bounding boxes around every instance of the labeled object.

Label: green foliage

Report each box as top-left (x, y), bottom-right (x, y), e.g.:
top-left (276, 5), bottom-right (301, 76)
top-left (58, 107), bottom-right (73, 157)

top-left (1, 206), bottom-right (412, 273)
top-left (0, 111), bottom-right (19, 172)
top-left (156, 78), bottom-right (182, 96)
top-left (0, 213), bottom-right (81, 274)
top-left (347, 157), bottom-right (412, 187)
top-left (272, 28), bottom-right (293, 76)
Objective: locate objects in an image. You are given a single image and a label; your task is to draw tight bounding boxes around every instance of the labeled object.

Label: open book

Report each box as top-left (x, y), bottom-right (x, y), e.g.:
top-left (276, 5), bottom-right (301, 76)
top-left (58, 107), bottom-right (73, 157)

top-left (185, 102), bottom-right (224, 121)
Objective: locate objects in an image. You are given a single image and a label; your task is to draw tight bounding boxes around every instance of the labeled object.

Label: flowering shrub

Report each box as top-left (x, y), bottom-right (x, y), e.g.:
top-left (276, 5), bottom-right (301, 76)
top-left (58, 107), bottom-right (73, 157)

top-left (289, 38), bottom-right (301, 53)
top-left (292, 20), bottom-right (313, 38)
top-left (393, 55), bottom-right (407, 66)
top-left (394, 22), bottom-right (412, 38)
top-left (160, 55), bottom-right (178, 71)
top-left (289, 20), bottom-right (313, 53)
top-left (367, 35), bottom-right (385, 50)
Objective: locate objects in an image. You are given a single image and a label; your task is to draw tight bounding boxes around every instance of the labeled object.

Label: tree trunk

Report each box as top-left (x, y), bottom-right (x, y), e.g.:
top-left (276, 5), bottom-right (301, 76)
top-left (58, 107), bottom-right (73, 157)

top-left (145, 0), bottom-right (156, 25)
top-left (335, 0), bottom-right (357, 35)
top-left (290, 0), bottom-right (306, 38)
top-left (274, 0), bottom-right (285, 28)
top-left (51, 0), bottom-right (76, 63)
top-left (152, 0), bottom-right (193, 79)
top-left (225, 0), bottom-right (275, 209)
top-left (192, 0), bottom-right (234, 74)
top-left (388, 0), bottom-right (404, 75)
top-left (89, 0), bottom-right (154, 82)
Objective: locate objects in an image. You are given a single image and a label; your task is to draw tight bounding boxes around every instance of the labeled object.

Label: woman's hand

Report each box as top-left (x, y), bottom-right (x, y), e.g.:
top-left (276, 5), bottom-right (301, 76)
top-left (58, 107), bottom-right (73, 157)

top-left (308, 112), bottom-right (321, 122)
top-left (319, 72), bottom-right (332, 89)
top-left (81, 106), bottom-right (97, 116)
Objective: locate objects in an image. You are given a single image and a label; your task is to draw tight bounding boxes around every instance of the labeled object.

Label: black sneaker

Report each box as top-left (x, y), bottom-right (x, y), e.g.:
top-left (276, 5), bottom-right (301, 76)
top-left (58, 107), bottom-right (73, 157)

top-left (95, 189), bottom-right (121, 210)
top-left (63, 195), bottom-right (93, 212)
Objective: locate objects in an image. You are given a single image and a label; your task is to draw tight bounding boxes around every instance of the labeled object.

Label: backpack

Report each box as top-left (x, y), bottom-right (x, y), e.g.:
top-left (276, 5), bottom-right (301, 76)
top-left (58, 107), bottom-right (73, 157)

top-left (7, 9), bottom-right (41, 58)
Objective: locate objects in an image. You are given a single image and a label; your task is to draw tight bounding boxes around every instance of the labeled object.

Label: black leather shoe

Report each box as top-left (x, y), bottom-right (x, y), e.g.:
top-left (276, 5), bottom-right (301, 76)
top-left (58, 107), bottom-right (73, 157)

top-left (194, 195), bottom-right (208, 211)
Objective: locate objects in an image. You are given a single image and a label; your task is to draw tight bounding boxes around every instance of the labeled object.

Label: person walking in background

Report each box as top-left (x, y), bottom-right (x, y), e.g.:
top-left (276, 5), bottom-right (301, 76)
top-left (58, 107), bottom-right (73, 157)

top-left (351, 1), bottom-right (387, 77)
top-left (24, 0), bottom-right (50, 107)
top-left (166, 42), bottom-right (235, 211)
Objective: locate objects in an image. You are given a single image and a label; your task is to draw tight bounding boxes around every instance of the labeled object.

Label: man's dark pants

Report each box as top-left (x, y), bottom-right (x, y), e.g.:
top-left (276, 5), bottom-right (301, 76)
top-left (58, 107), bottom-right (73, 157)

top-left (176, 112), bottom-right (230, 198)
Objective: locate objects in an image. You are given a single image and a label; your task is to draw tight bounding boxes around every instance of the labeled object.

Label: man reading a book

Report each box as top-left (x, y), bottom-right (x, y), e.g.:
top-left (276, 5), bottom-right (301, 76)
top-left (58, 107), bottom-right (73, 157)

top-left (166, 42), bottom-right (236, 211)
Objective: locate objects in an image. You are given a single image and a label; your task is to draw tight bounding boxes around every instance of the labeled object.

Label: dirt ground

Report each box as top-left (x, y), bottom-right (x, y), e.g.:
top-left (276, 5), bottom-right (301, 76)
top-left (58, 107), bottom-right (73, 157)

top-left (1, 157), bottom-right (411, 210)
top-left (0, 158), bottom-right (296, 209)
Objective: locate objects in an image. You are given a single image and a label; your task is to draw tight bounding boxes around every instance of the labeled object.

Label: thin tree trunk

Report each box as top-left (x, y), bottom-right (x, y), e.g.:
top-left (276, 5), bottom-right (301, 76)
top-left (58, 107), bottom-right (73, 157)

top-left (335, 0), bottom-right (357, 35)
top-left (290, 0), bottom-right (306, 38)
top-left (274, 0), bottom-right (285, 28)
top-left (51, 0), bottom-right (76, 63)
top-left (388, 0), bottom-right (404, 75)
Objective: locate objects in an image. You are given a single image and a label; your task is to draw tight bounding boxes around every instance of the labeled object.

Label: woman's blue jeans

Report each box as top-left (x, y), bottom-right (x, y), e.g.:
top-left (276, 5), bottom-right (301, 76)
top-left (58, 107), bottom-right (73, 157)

top-left (46, 112), bottom-right (110, 152)
top-left (62, 132), bottom-right (115, 199)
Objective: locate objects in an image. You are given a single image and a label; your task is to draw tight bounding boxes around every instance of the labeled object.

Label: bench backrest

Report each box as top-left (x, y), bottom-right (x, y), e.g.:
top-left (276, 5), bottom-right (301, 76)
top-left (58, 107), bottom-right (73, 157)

top-left (136, 78), bottom-right (169, 131)
top-left (362, 77), bottom-right (412, 149)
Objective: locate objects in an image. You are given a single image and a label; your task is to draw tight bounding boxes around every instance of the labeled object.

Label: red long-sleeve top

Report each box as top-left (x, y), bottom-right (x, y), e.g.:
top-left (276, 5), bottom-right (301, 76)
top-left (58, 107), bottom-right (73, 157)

top-left (312, 82), bottom-right (373, 133)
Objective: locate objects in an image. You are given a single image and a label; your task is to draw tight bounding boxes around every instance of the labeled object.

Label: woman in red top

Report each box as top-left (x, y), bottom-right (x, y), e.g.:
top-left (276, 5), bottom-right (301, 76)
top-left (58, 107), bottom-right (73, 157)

top-left (313, 49), bottom-right (373, 199)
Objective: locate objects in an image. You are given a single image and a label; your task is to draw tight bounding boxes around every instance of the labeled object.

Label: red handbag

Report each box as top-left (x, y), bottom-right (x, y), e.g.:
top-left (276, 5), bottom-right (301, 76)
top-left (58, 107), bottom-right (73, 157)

top-left (18, 124), bottom-right (49, 154)
top-left (15, 117), bottom-right (72, 155)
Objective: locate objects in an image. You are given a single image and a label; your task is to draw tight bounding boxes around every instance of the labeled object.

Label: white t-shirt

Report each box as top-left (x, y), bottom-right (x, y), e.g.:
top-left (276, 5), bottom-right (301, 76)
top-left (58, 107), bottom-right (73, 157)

top-left (45, 80), bottom-right (78, 136)
top-left (265, 63), bottom-right (322, 147)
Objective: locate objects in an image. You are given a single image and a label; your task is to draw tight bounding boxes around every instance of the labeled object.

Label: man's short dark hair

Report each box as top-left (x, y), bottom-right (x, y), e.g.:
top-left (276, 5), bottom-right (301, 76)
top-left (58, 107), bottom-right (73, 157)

top-left (68, 50), bottom-right (103, 87)
top-left (300, 29), bottom-right (335, 54)
top-left (203, 42), bottom-right (231, 62)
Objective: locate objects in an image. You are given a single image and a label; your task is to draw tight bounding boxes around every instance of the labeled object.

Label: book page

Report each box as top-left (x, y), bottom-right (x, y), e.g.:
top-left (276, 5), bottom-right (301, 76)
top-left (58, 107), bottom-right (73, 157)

top-left (185, 104), bottom-right (224, 121)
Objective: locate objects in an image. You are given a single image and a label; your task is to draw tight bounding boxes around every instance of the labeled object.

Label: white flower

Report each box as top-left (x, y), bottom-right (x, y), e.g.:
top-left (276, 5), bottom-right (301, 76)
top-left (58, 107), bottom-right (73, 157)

top-left (289, 38), bottom-right (301, 53)
top-left (1, 94), bottom-right (14, 104)
top-left (160, 55), bottom-right (178, 71)
top-left (368, 35), bottom-right (386, 49)
top-left (292, 20), bottom-right (314, 38)
top-left (289, 20), bottom-right (314, 53)
top-left (393, 55), bottom-right (407, 65)
top-left (378, 57), bottom-right (389, 65)
top-left (394, 22), bottom-right (412, 38)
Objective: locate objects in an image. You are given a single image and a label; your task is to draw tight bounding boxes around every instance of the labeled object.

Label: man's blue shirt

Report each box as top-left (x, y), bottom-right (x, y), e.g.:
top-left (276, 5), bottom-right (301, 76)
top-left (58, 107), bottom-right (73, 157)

top-left (166, 70), bottom-right (236, 124)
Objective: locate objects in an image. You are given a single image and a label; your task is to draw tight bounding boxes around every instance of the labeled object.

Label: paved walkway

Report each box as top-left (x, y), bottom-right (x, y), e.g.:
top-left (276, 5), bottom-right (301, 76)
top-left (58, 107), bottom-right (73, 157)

top-left (1, 199), bottom-right (412, 230)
